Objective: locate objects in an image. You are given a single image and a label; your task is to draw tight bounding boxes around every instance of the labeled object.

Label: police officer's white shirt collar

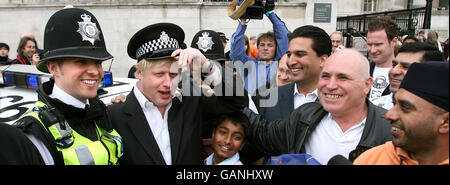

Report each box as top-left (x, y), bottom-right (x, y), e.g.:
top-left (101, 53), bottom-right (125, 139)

top-left (49, 83), bottom-right (90, 109)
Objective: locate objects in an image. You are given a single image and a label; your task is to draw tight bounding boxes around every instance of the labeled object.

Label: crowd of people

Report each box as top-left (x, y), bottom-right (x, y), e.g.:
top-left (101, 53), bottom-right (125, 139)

top-left (0, 5), bottom-right (448, 166)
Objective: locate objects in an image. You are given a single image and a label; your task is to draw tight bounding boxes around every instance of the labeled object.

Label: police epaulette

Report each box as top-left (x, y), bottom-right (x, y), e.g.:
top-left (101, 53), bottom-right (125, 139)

top-left (13, 113), bottom-right (63, 165)
top-left (13, 116), bottom-right (38, 131)
top-left (12, 116), bottom-right (52, 141)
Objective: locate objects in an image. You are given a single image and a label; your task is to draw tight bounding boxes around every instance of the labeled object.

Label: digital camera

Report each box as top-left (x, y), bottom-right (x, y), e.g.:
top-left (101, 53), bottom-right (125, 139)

top-left (241, 0), bottom-right (275, 20)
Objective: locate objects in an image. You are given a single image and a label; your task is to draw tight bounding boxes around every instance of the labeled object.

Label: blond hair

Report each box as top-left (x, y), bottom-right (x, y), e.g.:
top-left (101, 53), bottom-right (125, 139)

top-left (134, 58), bottom-right (175, 78)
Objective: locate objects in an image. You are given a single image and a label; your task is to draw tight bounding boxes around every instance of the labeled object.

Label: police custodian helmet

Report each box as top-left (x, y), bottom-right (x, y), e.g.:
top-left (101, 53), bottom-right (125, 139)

top-left (37, 7), bottom-right (112, 73)
top-left (191, 30), bottom-right (226, 62)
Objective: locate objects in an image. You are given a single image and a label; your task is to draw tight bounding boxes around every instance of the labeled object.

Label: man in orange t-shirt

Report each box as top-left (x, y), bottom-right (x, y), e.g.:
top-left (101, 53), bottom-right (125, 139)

top-left (354, 62), bottom-right (449, 165)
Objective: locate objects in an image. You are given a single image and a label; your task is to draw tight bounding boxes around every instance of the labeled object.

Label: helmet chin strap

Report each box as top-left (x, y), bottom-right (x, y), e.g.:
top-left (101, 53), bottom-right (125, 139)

top-left (106, 58), bottom-right (114, 72)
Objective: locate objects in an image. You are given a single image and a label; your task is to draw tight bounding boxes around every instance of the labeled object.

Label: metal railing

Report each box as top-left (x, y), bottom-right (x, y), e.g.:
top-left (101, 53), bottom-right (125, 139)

top-left (203, 0), bottom-right (233, 1)
top-left (337, 7), bottom-right (427, 47)
top-left (202, 0), bottom-right (291, 2)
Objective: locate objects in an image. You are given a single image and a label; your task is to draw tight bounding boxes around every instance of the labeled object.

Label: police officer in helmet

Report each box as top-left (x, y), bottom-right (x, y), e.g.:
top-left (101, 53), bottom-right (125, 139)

top-left (14, 7), bottom-right (123, 165)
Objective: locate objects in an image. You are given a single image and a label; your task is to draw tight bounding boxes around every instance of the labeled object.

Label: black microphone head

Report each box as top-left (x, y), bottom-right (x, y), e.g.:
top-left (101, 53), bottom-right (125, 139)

top-left (327, 155), bottom-right (353, 165)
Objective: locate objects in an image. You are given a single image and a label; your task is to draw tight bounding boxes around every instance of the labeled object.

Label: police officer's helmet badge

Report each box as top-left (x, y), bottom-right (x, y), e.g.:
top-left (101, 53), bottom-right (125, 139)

top-left (160, 31), bottom-right (170, 42)
top-left (77, 13), bottom-right (101, 45)
top-left (196, 32), bottom-right (214, 52)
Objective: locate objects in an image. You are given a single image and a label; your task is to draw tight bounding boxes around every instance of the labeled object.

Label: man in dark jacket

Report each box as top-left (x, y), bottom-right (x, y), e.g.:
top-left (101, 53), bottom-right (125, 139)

top-left (242, 49), bottom-right (392, 164)
top-left (107, 23), bottom-right (248, 165)
top-left (254, 25), bottom-right (331, 122)
top-left (240, 25), bottom-right (331, 164)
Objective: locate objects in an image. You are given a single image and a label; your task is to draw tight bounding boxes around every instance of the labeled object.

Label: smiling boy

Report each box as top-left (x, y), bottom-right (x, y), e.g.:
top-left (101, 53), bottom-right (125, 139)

top-left (205, 112), bottom-right (249, 165)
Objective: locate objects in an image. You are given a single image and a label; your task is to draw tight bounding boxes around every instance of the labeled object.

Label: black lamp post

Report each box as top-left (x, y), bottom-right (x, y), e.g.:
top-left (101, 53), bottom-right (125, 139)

top-left (423, 0), bottom-right (433, 29)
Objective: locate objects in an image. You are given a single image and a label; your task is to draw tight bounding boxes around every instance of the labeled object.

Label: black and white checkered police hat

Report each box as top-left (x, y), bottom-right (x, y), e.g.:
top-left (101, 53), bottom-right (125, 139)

top-left (37, 7), bottom-right (112, 73)
top-left (127, 23), bottom-right (185, 61)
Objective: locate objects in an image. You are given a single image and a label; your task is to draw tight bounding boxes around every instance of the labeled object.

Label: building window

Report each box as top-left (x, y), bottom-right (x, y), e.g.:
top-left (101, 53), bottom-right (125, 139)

top-left (406, 0), bottom-right (413, 9)
top-left (363, 0), bottom-right (378, 12)
top-left (439, 0), bottom-right (449, 9)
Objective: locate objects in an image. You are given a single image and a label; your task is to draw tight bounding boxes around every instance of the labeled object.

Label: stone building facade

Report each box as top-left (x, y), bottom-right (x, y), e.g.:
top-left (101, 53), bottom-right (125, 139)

top-left (0, 0), bottom-right (447, 77)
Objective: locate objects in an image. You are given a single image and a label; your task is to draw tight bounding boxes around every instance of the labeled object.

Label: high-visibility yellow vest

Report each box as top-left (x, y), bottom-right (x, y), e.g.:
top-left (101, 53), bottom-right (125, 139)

top-left (19, 101), bottom-right (123, 165)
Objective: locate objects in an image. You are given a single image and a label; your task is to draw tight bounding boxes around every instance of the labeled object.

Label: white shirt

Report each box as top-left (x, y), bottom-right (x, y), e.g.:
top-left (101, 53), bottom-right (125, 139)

top-left (204, 152), bottom-right (243, 165)
top-left (49, 83), bottom-right (90, 109)
top-left (248, 94), bottom-right (259, 114)
top-left (133, 84), bottom-right (182, 165)
top-left (294, 87), bottom-right (318, 109)
top-left (304, 113), bottom-right (366, 165)
top-left (372, 93), bottom-right (394, 110)
top-left (369, 66), bottom-right (390, 102)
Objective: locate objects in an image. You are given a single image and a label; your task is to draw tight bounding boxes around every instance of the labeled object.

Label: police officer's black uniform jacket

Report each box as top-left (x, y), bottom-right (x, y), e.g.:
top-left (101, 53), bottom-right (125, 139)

top-left (242, 99), bottom-right (393, 162)
top-left (15, 80), bottom-right (115, 165)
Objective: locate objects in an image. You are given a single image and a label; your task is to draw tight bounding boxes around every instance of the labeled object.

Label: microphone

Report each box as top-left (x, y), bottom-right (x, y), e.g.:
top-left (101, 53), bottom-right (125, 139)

top-left (327, 155), bottom-right (353, 165)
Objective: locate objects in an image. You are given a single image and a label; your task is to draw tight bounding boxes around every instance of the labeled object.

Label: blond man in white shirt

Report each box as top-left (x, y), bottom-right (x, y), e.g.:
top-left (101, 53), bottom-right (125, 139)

top-left (108, 23), bottom-right (248, 165)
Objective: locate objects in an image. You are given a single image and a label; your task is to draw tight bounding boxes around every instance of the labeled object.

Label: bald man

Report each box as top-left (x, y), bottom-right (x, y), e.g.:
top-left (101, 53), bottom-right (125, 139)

top-left (330, 31), bottom-right (345, 54)
top-left (241, 49), bottom-right (392, 164)
top-left (276, 54), bottom-right (292, 86)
